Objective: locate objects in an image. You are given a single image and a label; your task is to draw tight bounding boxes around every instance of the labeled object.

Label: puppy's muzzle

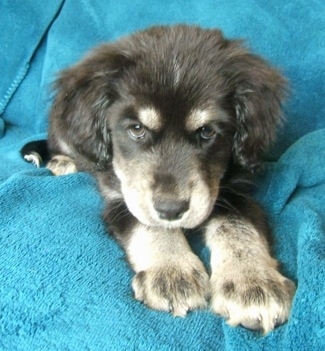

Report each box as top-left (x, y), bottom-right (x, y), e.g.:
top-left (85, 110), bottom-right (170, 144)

top-left (154, 199), bottom-right (190, 221)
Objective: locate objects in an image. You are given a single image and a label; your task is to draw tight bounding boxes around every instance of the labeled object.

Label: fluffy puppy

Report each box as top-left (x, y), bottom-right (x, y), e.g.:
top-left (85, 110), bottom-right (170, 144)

top-left (23, 25), bottom-right (296, 334)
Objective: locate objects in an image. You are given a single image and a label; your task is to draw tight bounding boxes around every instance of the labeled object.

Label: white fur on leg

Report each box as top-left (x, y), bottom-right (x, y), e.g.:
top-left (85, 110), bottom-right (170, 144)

top-left (127, 223), bottom-right (209, 316)
top-left (205, 217), bottom-right (295, 334)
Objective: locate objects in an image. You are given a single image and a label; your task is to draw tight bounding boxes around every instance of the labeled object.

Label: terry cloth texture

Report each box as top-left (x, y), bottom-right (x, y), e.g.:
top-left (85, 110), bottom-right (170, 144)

top-left (0, 1), bottom-right (324, 350)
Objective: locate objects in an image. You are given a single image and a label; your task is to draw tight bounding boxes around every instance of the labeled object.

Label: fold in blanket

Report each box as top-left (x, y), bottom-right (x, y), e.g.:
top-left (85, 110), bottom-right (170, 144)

top-left (1, 0), bottom-right (325, 350)
top-left (0, 0), bottom-right (63, 116)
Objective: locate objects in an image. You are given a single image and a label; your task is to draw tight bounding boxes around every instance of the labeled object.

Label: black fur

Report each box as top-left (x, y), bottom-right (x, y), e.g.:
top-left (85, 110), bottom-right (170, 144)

top-left (48, 25), bottom-right (285, 169)
top-left (22, 23), bottom-right (286, 257)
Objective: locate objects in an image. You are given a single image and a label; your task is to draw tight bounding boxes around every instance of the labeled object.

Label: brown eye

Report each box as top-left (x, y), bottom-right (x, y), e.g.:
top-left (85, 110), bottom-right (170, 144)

top-left (128, 124), bottom-right (146, 139)
top-left (199, 126), bottom-right (216, 140)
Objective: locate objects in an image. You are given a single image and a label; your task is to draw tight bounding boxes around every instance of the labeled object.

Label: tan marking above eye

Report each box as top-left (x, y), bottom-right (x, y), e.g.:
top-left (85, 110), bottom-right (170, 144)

top-left (186, 108), bottom-right (228, 133)
top-left (138, 107), bottom-right (162, 131)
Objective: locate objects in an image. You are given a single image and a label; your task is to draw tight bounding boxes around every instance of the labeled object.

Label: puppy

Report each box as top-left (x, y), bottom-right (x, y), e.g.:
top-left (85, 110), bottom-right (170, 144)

top-left (22, 25), bottom-right (296, 334)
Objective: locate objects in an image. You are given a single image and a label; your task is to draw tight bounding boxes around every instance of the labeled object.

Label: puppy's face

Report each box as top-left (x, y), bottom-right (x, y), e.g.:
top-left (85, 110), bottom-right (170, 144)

top-left (110, 103), bottom-right (232, 228)
top-left (51, 25), bottom-right (286, 228)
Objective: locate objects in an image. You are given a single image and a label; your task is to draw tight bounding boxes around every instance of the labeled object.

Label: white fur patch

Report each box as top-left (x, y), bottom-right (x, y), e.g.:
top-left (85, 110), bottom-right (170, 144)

top-left (186, 108), bottom-right (228, 132)
top-left (138, 107), bottom-right (162, 131)
top-left (24, 153), bottom-right (41, 168)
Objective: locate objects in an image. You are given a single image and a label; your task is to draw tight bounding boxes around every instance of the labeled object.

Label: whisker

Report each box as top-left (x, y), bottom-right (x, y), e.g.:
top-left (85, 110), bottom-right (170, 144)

top-left (215, 198), bottom-right (240, 215)
top-left (111, 207), bottom-right (130, 223)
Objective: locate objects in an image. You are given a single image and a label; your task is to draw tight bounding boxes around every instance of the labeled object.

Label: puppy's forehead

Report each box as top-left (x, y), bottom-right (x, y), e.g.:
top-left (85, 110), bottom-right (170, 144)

top-left (186, 108), bottom-right (228, 131)
top-left (138, 107), bottom-right (162, 130)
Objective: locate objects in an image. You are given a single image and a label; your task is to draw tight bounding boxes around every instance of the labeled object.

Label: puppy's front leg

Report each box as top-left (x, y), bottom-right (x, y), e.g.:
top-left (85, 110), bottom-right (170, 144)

top-left (125, 223), bottom-right (209, 316)
top-left (206, 214), bottom-right (296, 334)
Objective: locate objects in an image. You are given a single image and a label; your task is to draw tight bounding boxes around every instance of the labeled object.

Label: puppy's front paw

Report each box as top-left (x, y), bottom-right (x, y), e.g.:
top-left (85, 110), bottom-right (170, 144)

top-left (132, 254), bottom-right (209, 316)
top-left (211, 268), bottom-right (296, 334)
top-left (47, 155), bottom-right (77, 176)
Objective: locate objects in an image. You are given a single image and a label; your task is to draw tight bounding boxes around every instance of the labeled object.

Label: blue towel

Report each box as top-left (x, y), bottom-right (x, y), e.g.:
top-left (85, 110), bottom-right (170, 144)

top-left (1, 1), bottom-right (324, 350)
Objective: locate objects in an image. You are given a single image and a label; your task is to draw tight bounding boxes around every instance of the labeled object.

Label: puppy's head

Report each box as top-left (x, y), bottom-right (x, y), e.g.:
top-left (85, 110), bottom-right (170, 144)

top-left (50, 25), bottom-right (286, 228)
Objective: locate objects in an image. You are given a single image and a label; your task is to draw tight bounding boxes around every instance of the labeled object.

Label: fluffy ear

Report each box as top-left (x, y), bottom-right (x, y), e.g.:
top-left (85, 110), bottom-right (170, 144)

top-left (48, 45), bottom-right (133, 168)
top-left (226, 48), bottom-right (287, 171)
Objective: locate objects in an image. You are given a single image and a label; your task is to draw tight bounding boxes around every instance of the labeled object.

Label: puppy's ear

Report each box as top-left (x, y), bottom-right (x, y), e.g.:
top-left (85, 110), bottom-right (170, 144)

top-left (226, 48), bottom-right (287, 171)
top-left (49, 45), bottom-right (133, 168)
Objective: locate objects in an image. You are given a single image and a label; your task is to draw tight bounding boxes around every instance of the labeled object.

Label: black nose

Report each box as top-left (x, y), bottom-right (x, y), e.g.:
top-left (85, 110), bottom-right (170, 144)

top-left (154, 199), bottom-right (189, 221)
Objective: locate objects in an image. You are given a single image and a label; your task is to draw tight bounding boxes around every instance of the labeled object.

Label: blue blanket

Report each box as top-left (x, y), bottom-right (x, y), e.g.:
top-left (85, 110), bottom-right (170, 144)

top-left (1, 1), bottom-right (324, 350)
